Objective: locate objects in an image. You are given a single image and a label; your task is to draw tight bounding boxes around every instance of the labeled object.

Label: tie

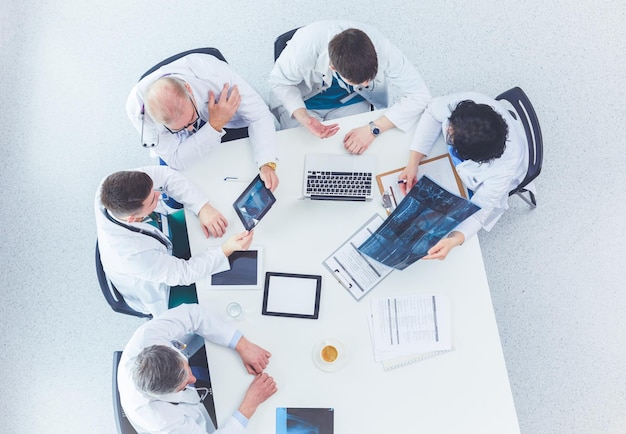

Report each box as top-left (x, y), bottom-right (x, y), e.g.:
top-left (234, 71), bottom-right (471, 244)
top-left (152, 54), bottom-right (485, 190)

top-left (144, 212), bottom-right (162, 230)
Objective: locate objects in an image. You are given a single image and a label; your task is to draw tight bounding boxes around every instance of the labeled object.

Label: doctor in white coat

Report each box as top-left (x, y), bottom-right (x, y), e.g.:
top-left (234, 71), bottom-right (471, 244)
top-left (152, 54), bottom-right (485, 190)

top-left (398, 91), bottom-right (529, 259)
top-left (95, 166), bottom-right (253, 317)
top-left (269, 20), bottom-right (431, 155)
top-left (127, 53), bottom-right (279, 191)
top-left (118, 304), bottom-right (277, 433)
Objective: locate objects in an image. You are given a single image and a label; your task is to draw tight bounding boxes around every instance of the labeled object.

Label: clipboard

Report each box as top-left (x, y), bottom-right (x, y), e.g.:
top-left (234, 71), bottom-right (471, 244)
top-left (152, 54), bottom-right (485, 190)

top-left (322, 214), bottom-right (394, 301)
top-left (376, 154), bottom-right (466, 215)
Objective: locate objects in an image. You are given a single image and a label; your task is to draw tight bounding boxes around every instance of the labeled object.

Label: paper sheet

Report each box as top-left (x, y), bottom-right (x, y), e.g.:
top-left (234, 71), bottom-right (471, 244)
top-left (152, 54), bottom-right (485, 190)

top-left (370, 294), bottom-right (452, 361)
top-left (323, 214), bottom-right (394, 301)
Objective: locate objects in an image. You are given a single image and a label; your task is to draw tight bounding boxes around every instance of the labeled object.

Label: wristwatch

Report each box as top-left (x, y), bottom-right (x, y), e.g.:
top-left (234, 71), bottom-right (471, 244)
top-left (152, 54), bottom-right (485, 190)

top-left (369, 121), bottom-right (381, 137)
top-left (261, 162), bottom-right (277, 171)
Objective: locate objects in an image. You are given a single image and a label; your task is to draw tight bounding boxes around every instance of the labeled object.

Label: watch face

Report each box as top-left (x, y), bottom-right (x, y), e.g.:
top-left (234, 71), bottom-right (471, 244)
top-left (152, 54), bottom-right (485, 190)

top-left (370, 122), bottom-right (380, 136)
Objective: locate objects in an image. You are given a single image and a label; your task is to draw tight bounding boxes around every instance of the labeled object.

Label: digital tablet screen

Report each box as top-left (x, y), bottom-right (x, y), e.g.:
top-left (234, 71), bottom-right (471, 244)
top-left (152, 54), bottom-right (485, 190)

top-left (262, 272), bottom-right (322, 319)
top-left (209, 249), bottom-right (263, 290)
top-left (232, 175), bottom-right (276, 231)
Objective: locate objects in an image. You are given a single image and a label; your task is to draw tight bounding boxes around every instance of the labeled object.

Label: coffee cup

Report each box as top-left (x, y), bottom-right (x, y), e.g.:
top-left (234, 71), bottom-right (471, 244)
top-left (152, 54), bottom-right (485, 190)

top-left (320, 344), bottom-right (339, 363)
top-left (314, 339), bottom-right (347, 371)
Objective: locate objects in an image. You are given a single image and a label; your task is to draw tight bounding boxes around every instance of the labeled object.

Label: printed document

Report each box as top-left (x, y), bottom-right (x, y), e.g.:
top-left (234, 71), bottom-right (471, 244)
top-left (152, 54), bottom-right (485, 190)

top-left (370, 294), bottom-right (452, 361)
top-left (323, 214), bottom-right (394, 301)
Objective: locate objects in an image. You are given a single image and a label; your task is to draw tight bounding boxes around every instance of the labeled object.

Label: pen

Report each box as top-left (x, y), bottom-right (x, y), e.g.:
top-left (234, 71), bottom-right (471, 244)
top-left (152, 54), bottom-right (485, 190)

top-left (397, 179), bottom-right (407, 184)
top-left (224, 176), bottom-right (244, 181)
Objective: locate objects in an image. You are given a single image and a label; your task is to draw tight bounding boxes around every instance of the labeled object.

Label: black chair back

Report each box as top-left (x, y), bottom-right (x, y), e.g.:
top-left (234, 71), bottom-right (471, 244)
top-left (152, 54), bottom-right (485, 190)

top-left (95, 241), bottom-right (152, 319)
top-left (140, 48), bottom-right (227, 80)
top-left (274, 28), bottom-right (300, 61)
top-left (112, 351), bottom-right (138, 434)
top-left (496, 87), bottom-right (543, 206)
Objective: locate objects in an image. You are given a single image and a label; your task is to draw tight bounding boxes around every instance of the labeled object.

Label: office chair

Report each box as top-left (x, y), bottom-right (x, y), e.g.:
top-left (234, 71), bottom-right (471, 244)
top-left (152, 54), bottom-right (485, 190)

top-left (496, 87), bottom-right (543, 207)
top-left (112, 351), bottom-right (138, 434)
top-left (140, 47), bottom-right (227, 80)
top-left (274, 27), bottom-right (300, 61)
top-left (95, 241), bottom-right (152, 319)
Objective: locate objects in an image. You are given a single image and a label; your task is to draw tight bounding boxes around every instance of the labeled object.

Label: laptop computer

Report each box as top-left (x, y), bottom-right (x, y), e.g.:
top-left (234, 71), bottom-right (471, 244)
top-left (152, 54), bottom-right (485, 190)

top-left (303, 153), bottom-right (375, 201)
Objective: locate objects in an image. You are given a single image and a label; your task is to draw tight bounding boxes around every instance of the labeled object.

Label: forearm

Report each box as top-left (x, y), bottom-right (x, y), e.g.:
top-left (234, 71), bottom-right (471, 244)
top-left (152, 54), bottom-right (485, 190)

top-left (406, 150), bottom-right (426, 171)
top-left (292, 107), bottom-right (312, 126)
top-left (371, 115), bottom-right (395, 135)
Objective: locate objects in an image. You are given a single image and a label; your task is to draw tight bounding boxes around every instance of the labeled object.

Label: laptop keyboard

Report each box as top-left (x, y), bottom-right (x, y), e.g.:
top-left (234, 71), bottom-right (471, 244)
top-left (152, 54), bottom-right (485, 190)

top-left (306, 171), bottom-right (372, 197)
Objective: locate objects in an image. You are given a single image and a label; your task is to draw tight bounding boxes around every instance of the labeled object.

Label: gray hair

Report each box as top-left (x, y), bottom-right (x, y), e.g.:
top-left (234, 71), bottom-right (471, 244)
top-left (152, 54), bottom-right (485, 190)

top-left (132, 345), bottom-right (187, 395)
top-left (144, 76), bottom-right (189, 125)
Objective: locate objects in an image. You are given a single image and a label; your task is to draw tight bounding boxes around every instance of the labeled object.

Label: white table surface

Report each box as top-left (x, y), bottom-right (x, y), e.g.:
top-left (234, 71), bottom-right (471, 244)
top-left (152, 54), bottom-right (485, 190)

top-left (183, 110), bottom-right (520, 434)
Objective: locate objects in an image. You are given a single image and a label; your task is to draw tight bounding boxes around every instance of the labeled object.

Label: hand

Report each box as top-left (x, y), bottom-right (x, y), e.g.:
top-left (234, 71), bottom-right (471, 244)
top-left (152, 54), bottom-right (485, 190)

top-left (198, 203), bottom-right (228, 238)
top-left (343, 125), bottom-right (376, 154)
top-left (235, 336), bottom-right (272, 374)
top-left (221, 230), bottom-right (254, 256)
top-left (397, 167), bottom-right (418, 195)
top-left (259, 165), bottom-right (279, 192)
top-left (422, 232), bottom-right (465, 260)
top-left (293, 109), bottom-right (339, 138)
top-left (238, 373), bottom-right (277, 419)
top-left (398, 151), bottom-right (425, 195)
top-left (208, 83), bottom-right (241, 132)
top-left (305, 117), bottom-right (339, 138)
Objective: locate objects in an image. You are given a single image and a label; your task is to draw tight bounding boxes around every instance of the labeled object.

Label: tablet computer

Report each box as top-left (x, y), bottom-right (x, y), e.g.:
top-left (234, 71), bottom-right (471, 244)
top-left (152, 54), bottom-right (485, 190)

top-left (262, 272), bottom-right (322, 319)
top-left (233, 175), bottom-right (276, 231)
top-left (209, 249), bottom-right (263, 290)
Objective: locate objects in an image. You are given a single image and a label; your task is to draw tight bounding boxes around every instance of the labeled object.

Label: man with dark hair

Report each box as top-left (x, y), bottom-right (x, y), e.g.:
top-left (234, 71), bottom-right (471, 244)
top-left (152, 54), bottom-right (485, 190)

top-left (269, 20), bottom-right (431, 155)
top-left (398, 92), bottom-right (529, 260)
top-left (127, 54), bottom-right (279, 192)
top-left (95, 166), bottom-right (254, 316)
top-left (118, 304), bottom-right (277, 433)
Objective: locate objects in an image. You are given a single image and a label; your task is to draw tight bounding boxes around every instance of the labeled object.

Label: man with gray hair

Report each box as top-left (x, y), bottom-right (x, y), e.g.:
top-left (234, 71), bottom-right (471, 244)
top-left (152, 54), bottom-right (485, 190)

top-left (118, 303), bottom-right (277, 433)
top-left (126, 53), bottom-right (279, 193)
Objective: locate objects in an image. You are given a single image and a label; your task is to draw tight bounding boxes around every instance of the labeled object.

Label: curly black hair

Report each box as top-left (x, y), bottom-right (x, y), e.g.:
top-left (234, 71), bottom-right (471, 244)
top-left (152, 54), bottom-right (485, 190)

top-left (447, 100), bottom-right (508, 164)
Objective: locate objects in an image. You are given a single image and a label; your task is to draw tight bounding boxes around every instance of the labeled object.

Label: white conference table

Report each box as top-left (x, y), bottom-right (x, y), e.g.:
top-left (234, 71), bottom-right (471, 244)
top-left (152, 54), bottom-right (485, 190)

top-left (184, 110), bottom-right (520, 433)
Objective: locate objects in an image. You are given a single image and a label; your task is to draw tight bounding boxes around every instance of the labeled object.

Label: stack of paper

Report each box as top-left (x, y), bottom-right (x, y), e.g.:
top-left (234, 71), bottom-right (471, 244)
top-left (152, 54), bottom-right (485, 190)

top-left (369, 294), bottom-right (453, 370)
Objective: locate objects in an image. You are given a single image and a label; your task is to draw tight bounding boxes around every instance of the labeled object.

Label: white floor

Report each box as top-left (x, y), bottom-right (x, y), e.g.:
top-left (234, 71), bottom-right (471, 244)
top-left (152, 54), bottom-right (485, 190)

top-left (1, 1), bottom-right (625, 433)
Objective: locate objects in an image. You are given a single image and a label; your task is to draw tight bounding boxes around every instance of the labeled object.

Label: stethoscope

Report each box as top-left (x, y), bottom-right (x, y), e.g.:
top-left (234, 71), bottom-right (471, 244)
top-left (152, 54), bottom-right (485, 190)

top-left (103, 208), bottom-right (171, 249)
top-left (140, 105), bottom-right (158, 148)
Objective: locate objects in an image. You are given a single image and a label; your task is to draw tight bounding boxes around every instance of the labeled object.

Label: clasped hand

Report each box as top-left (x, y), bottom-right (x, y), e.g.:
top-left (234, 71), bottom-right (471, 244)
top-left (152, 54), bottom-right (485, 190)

top-left (198, 203), bottom-right (228, 238)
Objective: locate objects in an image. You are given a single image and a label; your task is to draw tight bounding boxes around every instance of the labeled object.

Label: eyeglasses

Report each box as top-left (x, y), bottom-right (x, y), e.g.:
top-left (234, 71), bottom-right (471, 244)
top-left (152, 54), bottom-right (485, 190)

top-left (163, 96), bottom-right (201, 134)
top-left (189, 386), bottom-right (210, 402)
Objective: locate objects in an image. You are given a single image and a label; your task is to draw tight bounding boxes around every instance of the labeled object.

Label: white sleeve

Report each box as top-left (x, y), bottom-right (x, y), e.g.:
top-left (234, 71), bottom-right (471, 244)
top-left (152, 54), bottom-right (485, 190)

top-left (139, 304), bottom-right (238, 348)
top-left (140, 165), bottom-right (210, 215)
top-left (375, 36), bottom-right (431, 132)
top-left (187, 55), bottom-right (278, 169)
top-left (123, 243), bottom-right (230, 287)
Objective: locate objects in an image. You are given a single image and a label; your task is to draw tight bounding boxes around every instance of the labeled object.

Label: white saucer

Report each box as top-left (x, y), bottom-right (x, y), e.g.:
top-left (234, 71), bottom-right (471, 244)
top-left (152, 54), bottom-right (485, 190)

top-left (313, 338), bottom-right (348, 372)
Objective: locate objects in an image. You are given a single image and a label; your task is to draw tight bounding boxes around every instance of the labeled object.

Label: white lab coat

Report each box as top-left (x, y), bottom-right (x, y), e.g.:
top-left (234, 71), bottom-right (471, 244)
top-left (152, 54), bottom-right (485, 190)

top-left (269, 20), bottom-right (431, 131)
top-left (94, 166), bottom-right (230, 317)
top-left (409, 92), bottom-right (529, 240)
top-left (118, 304), bottom-right (247, 434)
top-left (127, 54), bottom-right (278, 171)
